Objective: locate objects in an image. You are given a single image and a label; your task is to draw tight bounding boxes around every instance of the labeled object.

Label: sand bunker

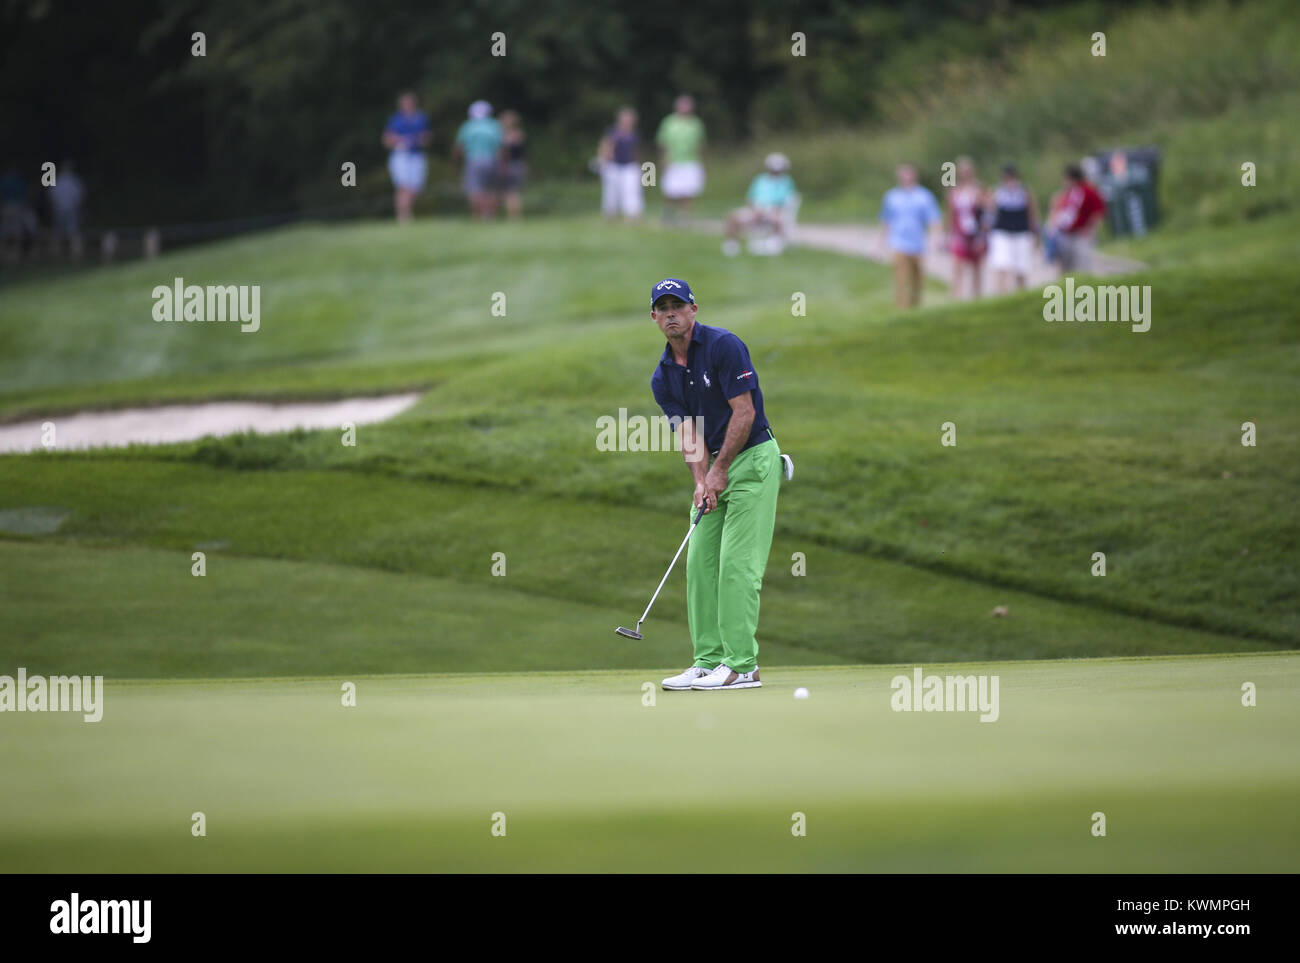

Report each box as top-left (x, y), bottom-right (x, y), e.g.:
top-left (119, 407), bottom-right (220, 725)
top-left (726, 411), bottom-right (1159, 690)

top-left (0, 393), bottom-right (422, 454)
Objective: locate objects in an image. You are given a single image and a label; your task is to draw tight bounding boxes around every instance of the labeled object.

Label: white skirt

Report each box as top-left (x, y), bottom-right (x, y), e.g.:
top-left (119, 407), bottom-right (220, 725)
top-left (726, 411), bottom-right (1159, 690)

top-left (661, 162), bottom-right (705, 200)
top-left (988, 230), bottom-right (1034, 274)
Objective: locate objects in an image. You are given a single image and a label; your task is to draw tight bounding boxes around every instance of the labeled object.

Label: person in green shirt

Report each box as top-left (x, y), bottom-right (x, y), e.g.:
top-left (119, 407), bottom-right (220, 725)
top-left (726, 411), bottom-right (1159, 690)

top-left (656, 94), bottom-right (706, 224)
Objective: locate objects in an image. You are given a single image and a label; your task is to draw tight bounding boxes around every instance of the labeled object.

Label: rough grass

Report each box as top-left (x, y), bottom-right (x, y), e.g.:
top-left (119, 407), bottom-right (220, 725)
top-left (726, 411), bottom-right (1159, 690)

top-left (1, 214), bottom-right (1297, 672)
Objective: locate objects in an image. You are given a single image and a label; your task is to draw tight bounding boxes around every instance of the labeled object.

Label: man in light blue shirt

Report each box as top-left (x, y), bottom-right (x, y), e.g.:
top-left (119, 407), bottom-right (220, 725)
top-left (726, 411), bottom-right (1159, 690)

top-left (878, 164), bottom-right (942, 307)
top-left (722, 153), bottom-right (798, 256)
top-left (453, 100), bottom-right (504, 218)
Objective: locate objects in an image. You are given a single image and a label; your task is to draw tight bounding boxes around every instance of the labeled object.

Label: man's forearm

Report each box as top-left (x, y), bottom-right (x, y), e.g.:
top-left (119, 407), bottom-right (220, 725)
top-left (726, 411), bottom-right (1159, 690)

top-left (685, 451), bottom-right (708, 485)
top-left (711, 409), bottom-right (754, 472)
top-left (680, 420), bottom-right (708, 484)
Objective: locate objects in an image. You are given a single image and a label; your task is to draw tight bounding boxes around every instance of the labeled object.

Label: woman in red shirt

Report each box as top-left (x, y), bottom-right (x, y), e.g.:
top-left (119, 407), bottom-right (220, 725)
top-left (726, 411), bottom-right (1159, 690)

top-left (1048, 164), bottom-right (1107, 274)
top-left (945, 157), bottom-right (989, 300)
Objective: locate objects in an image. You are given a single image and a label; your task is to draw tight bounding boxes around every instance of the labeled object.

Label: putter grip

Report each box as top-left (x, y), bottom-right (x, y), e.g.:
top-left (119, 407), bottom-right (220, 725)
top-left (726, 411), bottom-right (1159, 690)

top-left (694, 503), bottom-right (707, 525)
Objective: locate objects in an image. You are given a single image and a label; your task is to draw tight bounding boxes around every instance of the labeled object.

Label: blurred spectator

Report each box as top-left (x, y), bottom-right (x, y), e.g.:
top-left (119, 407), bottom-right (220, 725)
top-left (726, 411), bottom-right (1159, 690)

top-left (878, 164), bottom-right (942, 308)
top-left (48, 159), bottom-right (86, 260)
top-left (453, 100), bottom-right (503, 219)
top-left (1095, 148), bottom-right (1159, 238)
top-left (496, 110), bottom-right (527, 220)
top-left (1, 165), bottom-right (38, 264)
top-left (986, 163), bottom-right (1040, 292)
top-left (598, 107), bottom-right (644, 222)
top-left (382, 91), bottom-right (432, 223)
top-left (722, 153), bottom-right (797, 256)
top-left (1046, 163), bottom-right (1107, 275)
top-left (656, 95), bottom-right (705, 224)
top-left (945, 157), bottom-right (987, 299)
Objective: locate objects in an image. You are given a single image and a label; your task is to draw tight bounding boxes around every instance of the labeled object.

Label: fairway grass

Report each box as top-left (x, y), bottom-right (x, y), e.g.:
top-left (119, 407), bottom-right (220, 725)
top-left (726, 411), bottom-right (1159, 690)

top-left (1, 654), bottom-right (1295, 872)
top-left (1, 215), bottom-right (1297, 664)
top-left (0, 529), bottom-right (1271, 679)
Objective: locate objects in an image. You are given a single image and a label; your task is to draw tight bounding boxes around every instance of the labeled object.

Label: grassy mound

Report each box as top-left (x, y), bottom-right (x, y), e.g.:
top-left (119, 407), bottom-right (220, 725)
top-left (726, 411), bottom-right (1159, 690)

top-left (1, 214), bottom-right (1296, 675)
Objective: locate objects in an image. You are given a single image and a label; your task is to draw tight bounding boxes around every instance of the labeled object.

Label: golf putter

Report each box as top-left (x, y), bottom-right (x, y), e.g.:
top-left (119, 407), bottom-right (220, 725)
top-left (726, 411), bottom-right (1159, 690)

top-left (615, 502), bottom-right (709, 640)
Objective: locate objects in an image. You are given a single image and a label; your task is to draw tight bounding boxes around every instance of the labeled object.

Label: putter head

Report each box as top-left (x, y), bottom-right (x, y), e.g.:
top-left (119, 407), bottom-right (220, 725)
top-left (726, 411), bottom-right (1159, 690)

top-left (614, 626), bottom-right (643, 640)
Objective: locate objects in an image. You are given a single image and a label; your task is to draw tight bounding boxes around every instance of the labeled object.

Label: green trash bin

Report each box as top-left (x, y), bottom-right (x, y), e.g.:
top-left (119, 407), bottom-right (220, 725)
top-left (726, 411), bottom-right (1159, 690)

top-left (1095, 147), bottom-right (1161, 238)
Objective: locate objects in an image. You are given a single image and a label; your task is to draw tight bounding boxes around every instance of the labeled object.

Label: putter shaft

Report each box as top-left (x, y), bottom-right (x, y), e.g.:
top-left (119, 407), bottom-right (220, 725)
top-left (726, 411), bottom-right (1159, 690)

top-left (635, 504), bottom-right (707, 625)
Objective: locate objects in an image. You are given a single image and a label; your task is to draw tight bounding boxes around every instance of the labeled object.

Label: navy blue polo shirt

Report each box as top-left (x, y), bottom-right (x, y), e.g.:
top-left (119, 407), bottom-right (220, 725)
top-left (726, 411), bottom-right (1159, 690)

top-left (651, 321), bottom-right (772, 457)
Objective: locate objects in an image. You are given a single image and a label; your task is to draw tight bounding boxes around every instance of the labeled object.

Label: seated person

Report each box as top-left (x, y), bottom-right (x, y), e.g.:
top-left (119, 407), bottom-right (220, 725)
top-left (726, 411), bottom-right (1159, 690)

top-left (722, 153), bottom-right (797, 256)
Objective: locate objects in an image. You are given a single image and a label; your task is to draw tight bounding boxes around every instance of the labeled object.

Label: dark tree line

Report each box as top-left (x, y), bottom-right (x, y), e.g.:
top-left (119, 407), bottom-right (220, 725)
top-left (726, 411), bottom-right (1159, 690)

top-left (1, 0), bottom-right (1126, 225)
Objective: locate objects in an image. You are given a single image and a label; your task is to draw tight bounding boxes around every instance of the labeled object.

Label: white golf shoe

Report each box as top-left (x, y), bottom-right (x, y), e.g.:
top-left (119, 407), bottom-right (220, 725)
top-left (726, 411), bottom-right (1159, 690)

top-left (662, 666), bottom-right (711, 690)
top-left (691, 664), bottom-right (762, 690)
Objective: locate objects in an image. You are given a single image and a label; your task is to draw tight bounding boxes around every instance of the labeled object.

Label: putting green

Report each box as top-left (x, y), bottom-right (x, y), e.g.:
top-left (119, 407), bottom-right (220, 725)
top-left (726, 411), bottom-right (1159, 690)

top-left (1, 653), bottom-right (1294, 871)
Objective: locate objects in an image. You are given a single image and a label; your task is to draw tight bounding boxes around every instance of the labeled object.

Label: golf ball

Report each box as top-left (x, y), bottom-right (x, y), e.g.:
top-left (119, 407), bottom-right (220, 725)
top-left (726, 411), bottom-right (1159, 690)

top-left (794, 687), bottom-right (810, 700)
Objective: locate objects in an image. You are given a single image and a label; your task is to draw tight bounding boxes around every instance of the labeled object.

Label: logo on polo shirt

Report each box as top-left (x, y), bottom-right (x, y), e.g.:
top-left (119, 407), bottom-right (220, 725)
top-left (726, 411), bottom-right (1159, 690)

top-left (702, 371), bottom-right (711, 387)
top-left (737, 371), bottom-right (753, 380)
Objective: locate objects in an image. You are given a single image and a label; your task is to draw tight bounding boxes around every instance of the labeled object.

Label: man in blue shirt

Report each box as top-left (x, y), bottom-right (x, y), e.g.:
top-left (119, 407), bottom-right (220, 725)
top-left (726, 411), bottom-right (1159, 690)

top-left (878, 163), bottom-right (942, 307)
top-left (382, 91), bottom-right (432, 223)
top-left (648, 278), bottom-right (785, 692)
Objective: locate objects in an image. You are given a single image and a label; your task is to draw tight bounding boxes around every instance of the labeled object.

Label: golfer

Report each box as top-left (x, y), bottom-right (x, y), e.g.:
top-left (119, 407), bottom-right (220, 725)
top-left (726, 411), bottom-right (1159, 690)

top-left (649, 278), bottom-right (783, 691)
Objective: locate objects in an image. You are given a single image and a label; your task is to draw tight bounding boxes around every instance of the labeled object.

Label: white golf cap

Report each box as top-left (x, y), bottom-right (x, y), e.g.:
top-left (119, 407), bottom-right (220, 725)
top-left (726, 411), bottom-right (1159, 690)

top-left (765, 152), bottom-right (790, 171)
top-left (469, 100), bottom-right (493, 119)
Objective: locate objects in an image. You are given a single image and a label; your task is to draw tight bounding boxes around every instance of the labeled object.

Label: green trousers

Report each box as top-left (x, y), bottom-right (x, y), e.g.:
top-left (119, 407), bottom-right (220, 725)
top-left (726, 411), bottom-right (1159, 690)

top-left (686, 438), bottom-right (781, 674)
